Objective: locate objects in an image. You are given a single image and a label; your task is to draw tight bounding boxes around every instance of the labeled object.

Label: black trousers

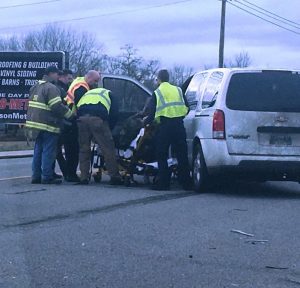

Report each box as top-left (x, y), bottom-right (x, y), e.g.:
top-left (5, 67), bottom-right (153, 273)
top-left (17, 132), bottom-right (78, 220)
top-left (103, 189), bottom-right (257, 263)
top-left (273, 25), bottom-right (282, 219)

top-left (155, 117), bottom-right (191, 187)
top-left (56, 134), bottom-right (67, 177)
top-left (63, 122), bottom-right (79, 177)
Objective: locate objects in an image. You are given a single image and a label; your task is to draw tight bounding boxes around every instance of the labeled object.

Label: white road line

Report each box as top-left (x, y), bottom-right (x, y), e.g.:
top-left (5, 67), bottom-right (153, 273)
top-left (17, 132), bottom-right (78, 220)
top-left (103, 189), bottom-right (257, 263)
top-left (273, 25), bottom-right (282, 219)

top-left (0, 176), bottom-right (30, 181)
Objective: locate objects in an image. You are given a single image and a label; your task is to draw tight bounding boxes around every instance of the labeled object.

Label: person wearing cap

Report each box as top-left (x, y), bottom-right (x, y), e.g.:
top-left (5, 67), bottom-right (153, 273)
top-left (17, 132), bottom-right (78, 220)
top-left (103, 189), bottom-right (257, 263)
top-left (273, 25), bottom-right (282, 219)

top-left (26, 66), bottom-right (73, 184)
top-left (52, 69), bottom-right (74, 180)
top-left (57, 69), bottom-right (74, 97)
top-left (62, 70), bottom-right (101, 182)
top-left (143, 69), bottom-right (192, 191)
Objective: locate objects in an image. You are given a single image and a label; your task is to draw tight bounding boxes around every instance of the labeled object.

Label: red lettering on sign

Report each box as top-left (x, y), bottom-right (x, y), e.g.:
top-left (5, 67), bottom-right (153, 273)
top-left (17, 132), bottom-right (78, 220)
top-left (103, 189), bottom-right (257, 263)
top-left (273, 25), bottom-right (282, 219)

top-left (8, 99), bottom-right (29, 110)
top-left (9, 99), bottom-right (21, 110)
top-left (0, 98), bottom-right (7, 109)
top-left (23, 99), bottom-right (29, 110)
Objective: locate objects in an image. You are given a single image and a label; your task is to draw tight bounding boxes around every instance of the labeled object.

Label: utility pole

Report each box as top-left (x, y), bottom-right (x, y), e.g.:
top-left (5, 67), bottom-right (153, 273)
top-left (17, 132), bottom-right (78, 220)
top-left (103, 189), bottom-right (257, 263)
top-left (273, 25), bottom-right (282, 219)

top-left (218, 0), bottom-right (227, 68)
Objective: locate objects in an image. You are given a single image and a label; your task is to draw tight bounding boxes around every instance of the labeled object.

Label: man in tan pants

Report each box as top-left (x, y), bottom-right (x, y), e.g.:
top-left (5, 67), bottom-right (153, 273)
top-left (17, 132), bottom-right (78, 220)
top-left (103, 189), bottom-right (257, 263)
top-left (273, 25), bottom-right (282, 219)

top-left (76, 86), bottom-right (123, 185)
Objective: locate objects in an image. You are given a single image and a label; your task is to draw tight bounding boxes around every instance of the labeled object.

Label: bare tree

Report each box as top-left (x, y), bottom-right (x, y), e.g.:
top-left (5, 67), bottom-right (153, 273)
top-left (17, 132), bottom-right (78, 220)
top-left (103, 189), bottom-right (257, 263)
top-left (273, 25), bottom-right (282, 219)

top-left (169, 64), bottom-right (194, 86)
top-left (203, 64), bottom-right (214, 70)
top-left (227, 51), bottom-right (252, 68)
top-left (202, 51), bottom-right (252, 70)
top-left (0, 35), bottom-right (21, 51)
top-left (102, 44), bottom-right (161, 90)
top-left (0, 24), bottom-right (105, 75)
top-left (105, 46), bottom-right (193, 89)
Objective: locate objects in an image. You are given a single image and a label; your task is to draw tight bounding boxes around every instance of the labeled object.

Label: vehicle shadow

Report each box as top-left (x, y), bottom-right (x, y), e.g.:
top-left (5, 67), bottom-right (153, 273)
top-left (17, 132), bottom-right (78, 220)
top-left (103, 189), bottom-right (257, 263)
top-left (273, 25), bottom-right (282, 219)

top-left (208, 180), bottom-right (300, 199)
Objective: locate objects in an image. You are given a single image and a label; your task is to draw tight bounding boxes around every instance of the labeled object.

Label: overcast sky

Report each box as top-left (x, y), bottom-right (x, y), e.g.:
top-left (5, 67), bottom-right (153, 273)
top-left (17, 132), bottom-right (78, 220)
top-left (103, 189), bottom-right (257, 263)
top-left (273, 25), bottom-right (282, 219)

top-left (0, 0), bottom-right (299, 70)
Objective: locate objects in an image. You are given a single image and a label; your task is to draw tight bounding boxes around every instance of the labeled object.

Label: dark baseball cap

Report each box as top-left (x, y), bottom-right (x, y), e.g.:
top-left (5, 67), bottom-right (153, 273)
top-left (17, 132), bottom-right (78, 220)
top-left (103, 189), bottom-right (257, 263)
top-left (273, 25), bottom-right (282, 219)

top-left (45, 66), bottom-right (60, 75)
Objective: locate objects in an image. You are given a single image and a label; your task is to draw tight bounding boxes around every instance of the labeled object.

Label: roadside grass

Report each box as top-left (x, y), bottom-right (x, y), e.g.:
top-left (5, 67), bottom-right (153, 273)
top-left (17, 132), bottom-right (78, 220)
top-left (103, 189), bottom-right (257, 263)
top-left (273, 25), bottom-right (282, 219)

top-left (0, 141), bottom-right (34, 152)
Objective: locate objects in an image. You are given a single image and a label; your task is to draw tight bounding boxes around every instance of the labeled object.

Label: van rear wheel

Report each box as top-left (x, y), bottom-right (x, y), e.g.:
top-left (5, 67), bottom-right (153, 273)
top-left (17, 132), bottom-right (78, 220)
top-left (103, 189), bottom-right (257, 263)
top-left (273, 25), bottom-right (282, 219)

top-left (193, 144), bottom-right (209, 193)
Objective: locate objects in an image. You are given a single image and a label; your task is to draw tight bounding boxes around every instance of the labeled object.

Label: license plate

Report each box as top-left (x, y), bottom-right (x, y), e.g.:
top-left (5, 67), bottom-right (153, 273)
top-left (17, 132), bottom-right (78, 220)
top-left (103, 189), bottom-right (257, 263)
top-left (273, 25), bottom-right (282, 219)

top-left (269, 135), bottom-right (292, 146)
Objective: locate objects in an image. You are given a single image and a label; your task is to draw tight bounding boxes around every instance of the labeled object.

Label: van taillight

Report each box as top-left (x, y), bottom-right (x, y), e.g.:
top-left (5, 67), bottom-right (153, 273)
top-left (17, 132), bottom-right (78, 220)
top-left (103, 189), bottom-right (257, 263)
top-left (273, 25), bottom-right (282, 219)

top-left (213, 109), bottom-right (225, 139)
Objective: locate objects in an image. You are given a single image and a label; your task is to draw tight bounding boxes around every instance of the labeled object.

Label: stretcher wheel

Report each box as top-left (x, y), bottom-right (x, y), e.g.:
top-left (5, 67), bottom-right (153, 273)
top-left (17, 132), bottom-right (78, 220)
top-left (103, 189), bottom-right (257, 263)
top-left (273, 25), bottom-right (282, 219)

top-left (93, 171), bottom-right (102, 183)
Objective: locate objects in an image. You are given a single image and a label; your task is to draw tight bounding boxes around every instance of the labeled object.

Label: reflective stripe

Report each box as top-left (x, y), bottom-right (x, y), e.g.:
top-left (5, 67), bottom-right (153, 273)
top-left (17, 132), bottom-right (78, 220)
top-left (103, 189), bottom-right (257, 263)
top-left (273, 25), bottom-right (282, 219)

top-left (99, 90), bottom-right (111, 108)
top-left (66, 92), bottom-right (74, 102)
top-left (155, 89), bottom-right (166, 105)
top-left (83, 91), bottom-right (111, 107)
top-left (64, 109), bottom-right (72, 119)
top-left (70, 82), bottom-right (89, 93)
top-left (156, 101), bottom-right (187, 112)
top-left (48, 96), bottom-right (61, 106)
top-left (66, 77), bottom-right (90, 106)
top-left (28, 101), bottom-right (51, 111)
top-left (77, 88), bottom-right (111, 112)
top-left (48, 96), bottom-right (61, 107)
top-left (154, 82), bottom-right (188, 119)
top-left (26, 121), bottom-right (60, 134)
top-left (155, 88), bottom-right (185, 110)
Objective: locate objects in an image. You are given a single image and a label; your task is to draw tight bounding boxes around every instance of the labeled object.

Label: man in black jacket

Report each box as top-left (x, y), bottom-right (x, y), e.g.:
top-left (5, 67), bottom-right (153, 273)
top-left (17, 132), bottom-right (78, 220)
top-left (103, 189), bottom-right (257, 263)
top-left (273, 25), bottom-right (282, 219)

top-left (64, 71), bottom-right (100, 182)
top-left (57, 69), bottom-right (73, 97)
top-left (53, 69), bottom-right (74, 180)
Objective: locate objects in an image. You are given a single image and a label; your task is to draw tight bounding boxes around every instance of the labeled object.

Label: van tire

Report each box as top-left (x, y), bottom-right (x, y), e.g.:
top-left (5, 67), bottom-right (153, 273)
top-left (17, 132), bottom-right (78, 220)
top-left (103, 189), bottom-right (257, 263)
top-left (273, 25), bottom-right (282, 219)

top-left (193, 144), bottom-right (209, 193)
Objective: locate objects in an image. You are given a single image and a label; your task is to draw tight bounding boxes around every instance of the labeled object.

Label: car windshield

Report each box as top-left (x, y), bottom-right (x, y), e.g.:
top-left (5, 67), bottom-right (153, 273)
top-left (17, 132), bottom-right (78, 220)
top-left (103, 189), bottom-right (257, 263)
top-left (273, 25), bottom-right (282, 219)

top-left (226, 71), bottom-right (300, 112)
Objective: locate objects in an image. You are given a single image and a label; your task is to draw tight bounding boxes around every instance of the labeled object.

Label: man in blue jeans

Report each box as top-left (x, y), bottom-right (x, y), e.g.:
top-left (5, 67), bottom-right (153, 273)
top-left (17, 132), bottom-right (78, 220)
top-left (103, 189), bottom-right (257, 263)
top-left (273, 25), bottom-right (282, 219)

top-left (26, 66), bottom-right (73, 184)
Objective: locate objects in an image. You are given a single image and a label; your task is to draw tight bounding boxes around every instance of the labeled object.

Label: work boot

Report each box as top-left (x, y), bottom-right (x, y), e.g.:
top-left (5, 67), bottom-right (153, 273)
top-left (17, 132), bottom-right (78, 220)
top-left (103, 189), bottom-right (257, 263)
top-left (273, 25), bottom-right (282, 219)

top-left (41, 179), bottom-right (62, 185)
top-left (182, 179), bottom-right (194, 191)
top-left (31, 178), bottom-right (41, 184)
top-left (65, 175), bottom-right (80, 183)
top-left (53, 173), bottom-right (63, 179)
top-left (76, 179), bottom-right (89, 185)
top-left (182, 183), bottom-right (194, 191)
top-left (109, 176), bottom-right (124, 186)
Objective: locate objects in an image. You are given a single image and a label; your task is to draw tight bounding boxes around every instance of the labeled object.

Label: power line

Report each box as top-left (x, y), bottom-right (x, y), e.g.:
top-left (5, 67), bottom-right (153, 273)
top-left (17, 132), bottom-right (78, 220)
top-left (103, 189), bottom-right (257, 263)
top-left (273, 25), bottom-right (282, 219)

top-left (0, 0), bottom-right (194, 31)
top-left (239, 0), bottom-right (300, 28)
top-left (227, 1), bottom-right (300, 35)
top-left (232, 0), bottom-right (300, 30)
top-left (0, 0), bottom-right (60, 9)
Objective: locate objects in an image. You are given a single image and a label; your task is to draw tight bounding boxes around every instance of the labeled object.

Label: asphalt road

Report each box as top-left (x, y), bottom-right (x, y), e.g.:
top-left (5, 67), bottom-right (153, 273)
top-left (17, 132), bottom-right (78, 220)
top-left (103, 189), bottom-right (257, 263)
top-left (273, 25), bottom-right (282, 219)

top-left (0, 158), bottom-right (300, 288)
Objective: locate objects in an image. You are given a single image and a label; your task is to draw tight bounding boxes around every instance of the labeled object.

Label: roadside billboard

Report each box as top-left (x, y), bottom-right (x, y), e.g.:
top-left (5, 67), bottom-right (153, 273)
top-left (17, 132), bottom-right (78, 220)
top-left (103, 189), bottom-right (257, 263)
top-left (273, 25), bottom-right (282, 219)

top-left (0, 51), bottom-right (66, 123)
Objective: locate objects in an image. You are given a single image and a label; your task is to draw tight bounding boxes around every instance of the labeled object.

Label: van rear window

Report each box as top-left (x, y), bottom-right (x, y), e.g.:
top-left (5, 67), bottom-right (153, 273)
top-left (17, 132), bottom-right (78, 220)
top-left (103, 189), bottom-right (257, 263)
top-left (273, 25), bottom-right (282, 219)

top-left (226, 71), bottom-right (300, 112)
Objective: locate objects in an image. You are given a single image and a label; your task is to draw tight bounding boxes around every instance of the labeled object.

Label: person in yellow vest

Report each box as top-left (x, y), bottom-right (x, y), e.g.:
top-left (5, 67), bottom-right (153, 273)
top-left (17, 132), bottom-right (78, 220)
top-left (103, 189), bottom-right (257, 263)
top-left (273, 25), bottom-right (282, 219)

top-left (76, 84), bottom-right (123, 185)
top-left (143, 69), bottom-right (192, 191)
top-left (63, 70), bottom-right (100, 182)
top-left (26, 66), bottom-right (73, 184)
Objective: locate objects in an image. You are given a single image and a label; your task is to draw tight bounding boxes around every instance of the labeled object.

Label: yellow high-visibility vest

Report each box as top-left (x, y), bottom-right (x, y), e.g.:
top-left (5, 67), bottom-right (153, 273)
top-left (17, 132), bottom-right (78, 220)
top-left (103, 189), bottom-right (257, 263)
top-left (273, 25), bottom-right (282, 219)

top-left (77, 88), bottom-right (111, 112)
top-left (154, 82), bottom-right (188, 119)
top-left (65, 77), bottom-right (90, 106)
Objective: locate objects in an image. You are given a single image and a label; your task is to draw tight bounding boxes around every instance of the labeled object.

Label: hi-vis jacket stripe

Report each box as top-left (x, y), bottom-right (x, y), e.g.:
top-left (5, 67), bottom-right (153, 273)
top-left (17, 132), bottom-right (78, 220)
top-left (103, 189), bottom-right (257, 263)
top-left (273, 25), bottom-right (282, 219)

top-left (26, 121), bottom-right (60, 134)
top-left (65, 77), bottom-right (90, 106)
top-left (26, 75), bottom-right (72, 134)
top-left (155, 87), bottom-right (185, 112)
top-left (77, 88), bottom-right (111, 112)
top-left (154, 82), bottom-right (188, 119)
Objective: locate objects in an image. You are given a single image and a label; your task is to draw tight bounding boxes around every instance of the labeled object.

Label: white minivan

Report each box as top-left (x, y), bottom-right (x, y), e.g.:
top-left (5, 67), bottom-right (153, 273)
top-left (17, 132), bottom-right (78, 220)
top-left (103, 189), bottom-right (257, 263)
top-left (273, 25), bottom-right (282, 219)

top-left (183, 68), bottom-right (300, 192)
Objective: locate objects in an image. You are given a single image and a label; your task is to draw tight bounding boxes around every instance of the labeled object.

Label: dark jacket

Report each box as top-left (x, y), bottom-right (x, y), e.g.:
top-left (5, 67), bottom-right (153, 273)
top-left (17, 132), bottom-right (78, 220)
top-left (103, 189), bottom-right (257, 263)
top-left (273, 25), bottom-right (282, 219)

top-left (56, 80), bottom-right (69, 100)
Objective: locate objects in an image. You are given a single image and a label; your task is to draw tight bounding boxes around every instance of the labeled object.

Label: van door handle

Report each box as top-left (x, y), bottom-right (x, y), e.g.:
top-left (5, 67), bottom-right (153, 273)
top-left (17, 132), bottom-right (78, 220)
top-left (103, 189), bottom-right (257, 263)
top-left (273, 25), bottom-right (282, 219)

top-left (195, 113), bottom-right (209, 117)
